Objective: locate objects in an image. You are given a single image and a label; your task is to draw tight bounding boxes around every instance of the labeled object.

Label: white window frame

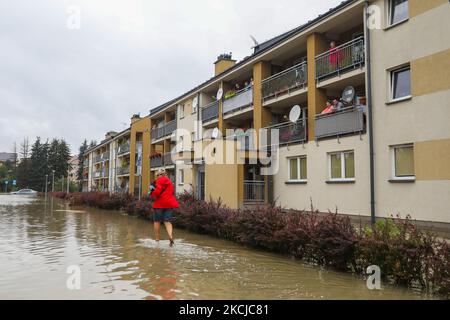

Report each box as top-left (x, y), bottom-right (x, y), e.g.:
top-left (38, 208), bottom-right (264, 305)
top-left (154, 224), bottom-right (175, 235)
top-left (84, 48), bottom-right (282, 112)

top-left (389, 65), bottom-right (411, 103)
top-left (287, 156), bottom-right (307, 182)
top-left (179, 169), bottom-right (184, 185)
top-left (390, 144), bottom-right (415, 181)
top-left (328, 151), bottom-right (355, 182)
top-left (387, 0), bottom-right (409, 28)
top-left (179, 104), bottom-right (185, 119)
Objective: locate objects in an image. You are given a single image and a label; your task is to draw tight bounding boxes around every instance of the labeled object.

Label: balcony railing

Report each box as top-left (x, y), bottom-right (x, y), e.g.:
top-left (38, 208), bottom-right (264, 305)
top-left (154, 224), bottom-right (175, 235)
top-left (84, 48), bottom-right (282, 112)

top-left (151, 120), bottom-right (177, 141)
top-left (117, 142), bottom-right (130, 155)
top-left (150, 153), bottom-right (174, 168)
top-left (94, 152), bottom-right (110, 163)
top-left (116, 166), bottom-right (130, 176)
top-left (314, 106), bottom-right (365, 140)
top-left (163, 152), bottom-right (174, 166)
top-left (315, 37), bottom-right (365, 82)
top-left (222, 86), bottom-right (253, 115)
top-left (262, 118), bottom-right (308, 147)
top-left (83, 160), bottom-right (89, 167)
top-left (225, 131), bottom-right (255, 151)
top-left (261, 61), bottom-right (307, 103)
top-left (93, 171), bottom-right (101, 178)
top-left (101, 169), bottom-right (109, 178)
top-left (243, 180), bottom-right (265, 204)
top-left (201, 100), bottom-right (219, 123)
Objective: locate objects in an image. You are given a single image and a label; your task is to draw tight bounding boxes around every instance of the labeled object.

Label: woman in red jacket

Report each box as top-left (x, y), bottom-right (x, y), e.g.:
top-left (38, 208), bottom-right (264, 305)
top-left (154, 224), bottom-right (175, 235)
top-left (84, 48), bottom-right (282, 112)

top-left (150, 169), bottom-right (179, 247)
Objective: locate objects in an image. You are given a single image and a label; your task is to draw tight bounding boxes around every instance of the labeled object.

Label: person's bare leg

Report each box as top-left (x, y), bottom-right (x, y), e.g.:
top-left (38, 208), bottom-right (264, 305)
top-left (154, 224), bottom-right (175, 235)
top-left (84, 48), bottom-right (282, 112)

top-left (163, 222), bottom-right (173, 239)
top-left (154, 222), bottom-right (161, 241)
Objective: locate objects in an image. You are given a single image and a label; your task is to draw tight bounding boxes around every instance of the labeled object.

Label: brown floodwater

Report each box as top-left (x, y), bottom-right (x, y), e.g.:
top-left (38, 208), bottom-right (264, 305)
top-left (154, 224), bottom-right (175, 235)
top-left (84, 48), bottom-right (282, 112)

top-left (0, 195), bottom-right (435, 300)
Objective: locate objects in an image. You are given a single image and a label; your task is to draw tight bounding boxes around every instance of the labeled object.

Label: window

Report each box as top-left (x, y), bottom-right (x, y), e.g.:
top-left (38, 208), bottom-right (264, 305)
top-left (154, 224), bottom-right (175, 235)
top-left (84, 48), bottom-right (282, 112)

top-left (389, 0), bottom-right (408, 26)
top-left (391, 144), bottom-right (415, 179)
top-left (179, 169), bottom-right (184, 185)
top-left (288, 156), bottom-right (307, 181)
top-left (329, 151), bottom-right (355, 181)
top-left (179, 104), bottom-right (185, 119)
top-left (391, 66), bottom-right (411, 101)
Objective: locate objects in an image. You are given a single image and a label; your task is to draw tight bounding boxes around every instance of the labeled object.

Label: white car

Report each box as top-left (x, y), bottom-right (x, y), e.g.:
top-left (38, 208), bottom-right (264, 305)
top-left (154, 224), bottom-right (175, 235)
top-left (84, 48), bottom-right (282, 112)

top-left (10, 189), bottom-right (38, 196)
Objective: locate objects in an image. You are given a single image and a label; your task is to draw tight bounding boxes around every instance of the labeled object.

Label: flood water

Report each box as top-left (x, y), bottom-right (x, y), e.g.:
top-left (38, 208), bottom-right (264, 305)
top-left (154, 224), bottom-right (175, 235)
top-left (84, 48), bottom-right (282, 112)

top-left (0, 195), bottom-right (434, 300)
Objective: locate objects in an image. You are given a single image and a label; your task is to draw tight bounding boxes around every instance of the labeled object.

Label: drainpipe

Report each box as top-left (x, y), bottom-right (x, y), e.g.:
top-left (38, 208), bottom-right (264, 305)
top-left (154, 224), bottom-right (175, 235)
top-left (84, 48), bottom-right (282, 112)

top-left (365, 1), bottom-right (376, 225)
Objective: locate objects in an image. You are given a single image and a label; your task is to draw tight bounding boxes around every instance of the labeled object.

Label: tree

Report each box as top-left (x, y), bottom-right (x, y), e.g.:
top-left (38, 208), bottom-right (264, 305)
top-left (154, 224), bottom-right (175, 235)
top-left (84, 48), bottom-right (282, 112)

top-left (28, 137), bottom-right (47, 191)
top-left (77, 139), bottom-right (88, 191)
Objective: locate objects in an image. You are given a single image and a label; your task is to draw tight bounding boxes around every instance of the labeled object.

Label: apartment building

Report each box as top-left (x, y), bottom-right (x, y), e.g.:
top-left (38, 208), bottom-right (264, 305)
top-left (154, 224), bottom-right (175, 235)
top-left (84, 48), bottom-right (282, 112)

top-left (83, 0), bottom-right (450, 224)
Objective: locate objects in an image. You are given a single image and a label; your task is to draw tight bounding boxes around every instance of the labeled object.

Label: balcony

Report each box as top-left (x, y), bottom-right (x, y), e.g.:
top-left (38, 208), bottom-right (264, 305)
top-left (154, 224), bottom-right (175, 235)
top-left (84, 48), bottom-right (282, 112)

top-left (262, 119), bottom-right (308, 148)
top-left (315, 37), bottom-right (365, 83)
top-left (83, 160), bottom-right (89, 167)
top-left (117, 142), bottom-right (130, 155)
top-left (93, 171), bottom-right (101, 179)
top-left (201, 100), bottom-right (219, 123)
top-left (315, 106), bottom-right (365, 140)
top-left (222, 86), bottom-right (253, 116)
top-left (261, 61), bottom-right (307, 104)
top-left (150, 152), bottom-right (174, 168)
top-left (151, 120), bottom-right (177, 142)
top-left (94, 152), bottom-right (110, 163)
top-left (101, 169), bottom-right (109, 178)
top-left (225, 131), bottom-right (255, 151)
top-left (116, 166), bottom-right (130, 176)
top-left (243, 180), bottom-right (265, 204)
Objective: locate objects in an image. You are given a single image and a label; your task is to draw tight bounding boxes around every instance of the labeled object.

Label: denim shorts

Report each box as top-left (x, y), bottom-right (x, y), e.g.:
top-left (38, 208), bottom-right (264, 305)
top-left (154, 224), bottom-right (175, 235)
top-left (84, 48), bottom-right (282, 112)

top-left (153, 208), bottom-right (173, 222)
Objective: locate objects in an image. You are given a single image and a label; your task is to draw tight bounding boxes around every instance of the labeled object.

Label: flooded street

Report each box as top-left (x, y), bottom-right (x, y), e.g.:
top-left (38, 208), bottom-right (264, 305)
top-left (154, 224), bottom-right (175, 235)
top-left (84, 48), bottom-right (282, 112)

top-left (0, 195), bottom-right (432, 300)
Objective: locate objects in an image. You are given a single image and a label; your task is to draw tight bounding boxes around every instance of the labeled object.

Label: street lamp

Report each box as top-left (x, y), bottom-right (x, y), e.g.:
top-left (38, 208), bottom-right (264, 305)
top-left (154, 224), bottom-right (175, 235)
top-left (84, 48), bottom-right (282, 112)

top-left (51, 170), bottom-right (55, 193)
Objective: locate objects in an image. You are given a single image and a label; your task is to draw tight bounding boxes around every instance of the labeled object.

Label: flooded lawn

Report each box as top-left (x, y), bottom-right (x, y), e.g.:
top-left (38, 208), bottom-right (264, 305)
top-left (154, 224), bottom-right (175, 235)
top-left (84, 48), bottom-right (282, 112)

top-left (0, 195), bottom-right (434, 300)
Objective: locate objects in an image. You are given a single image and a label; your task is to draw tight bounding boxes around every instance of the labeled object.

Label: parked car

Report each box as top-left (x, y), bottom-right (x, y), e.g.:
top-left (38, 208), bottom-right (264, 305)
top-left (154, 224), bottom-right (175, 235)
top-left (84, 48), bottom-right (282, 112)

top-left (10, 189), bottom-right (38, 196)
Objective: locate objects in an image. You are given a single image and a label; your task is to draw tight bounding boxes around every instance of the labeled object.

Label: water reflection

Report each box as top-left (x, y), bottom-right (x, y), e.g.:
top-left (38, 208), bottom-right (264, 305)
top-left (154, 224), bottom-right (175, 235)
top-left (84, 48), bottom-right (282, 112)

top-left (0, 195), bottom-right (434, 300)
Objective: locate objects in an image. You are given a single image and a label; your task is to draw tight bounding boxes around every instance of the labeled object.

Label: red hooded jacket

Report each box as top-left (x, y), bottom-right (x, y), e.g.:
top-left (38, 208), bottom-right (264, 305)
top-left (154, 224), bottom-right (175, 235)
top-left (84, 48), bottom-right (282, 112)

top-left (151, 175), bottom-right (179, 209)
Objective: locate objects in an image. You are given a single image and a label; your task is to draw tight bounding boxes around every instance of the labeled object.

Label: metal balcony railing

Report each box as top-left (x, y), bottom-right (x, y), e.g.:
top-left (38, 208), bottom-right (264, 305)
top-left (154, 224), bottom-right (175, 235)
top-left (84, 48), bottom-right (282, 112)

top-left (225, 131), bottom-right (255, 151)
top-left (101, 169), bottom-right (109, 178)
top-left (151, 120), bottom-right (177, 141)
top-left (222, 86), bottom-right (253, 115)
top-left (163, 152), bottom-right (174, 166)
top-left (93, 171), bottom-right (101, 178)
top-left (116, 166), bottom-right (130, 176)
top-left (261, 61), bottom-right (307, 103)
top-left (315, 37), bottom-right (365, 82)
top-left (201, 100), bottom-right (219, 123)
top-left (314, 106), bottom-right (365, 140)
top-left (262, 118), bottom-right (308, 148)
top-left (83, 160), bottom-right (89, 167)
top-left (243, 180), bottom-right (265, 204)
top-left (150, 155), bottom-right (164, 168)
top-left (117, 142), bottom-right (130, 155)
top-left (94, 152), bottom-right (110, 163)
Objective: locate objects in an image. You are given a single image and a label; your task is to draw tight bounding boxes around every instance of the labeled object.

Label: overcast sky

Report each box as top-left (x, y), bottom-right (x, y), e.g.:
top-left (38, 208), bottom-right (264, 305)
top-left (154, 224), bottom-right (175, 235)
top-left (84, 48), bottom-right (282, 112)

top-left (0, 0), bottom-right (343, 154)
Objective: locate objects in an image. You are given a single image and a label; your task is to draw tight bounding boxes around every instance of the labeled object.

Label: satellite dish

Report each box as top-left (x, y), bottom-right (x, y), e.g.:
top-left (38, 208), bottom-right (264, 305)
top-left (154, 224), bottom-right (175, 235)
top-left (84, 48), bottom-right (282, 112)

top-left (342, 86), bottom-right (355, 104)
top-left (289, 105), bottom-right (302, 123)
top-left (192, 96), bottom-right (198, 109)
top-left (211, 127), bottom-right (219, 139)
top-left (216, 88), bottom-right (223, 100)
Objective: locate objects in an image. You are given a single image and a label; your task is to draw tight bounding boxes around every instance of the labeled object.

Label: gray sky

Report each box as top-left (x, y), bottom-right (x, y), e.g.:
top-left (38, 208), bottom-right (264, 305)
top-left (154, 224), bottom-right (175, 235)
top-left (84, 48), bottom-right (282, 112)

top-left (0, 0), bottom-right (342, 154)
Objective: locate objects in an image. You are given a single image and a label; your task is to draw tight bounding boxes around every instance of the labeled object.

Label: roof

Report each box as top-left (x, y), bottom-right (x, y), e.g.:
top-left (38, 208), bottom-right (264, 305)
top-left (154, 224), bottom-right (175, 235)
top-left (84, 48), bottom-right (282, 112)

top-left (148, 0), bottom-right (357, 117)
top-left (0, 152), bottom-right (16, 162)
top-left (84, 126), bottom-right (131, 154)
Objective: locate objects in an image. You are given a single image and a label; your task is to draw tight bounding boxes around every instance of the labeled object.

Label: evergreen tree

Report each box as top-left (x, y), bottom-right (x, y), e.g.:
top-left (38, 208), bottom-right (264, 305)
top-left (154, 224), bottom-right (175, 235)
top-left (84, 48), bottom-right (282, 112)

top-left (77, 139), bottom-right (88, 191)
top-left (29, 137), bottom-right (47, 191)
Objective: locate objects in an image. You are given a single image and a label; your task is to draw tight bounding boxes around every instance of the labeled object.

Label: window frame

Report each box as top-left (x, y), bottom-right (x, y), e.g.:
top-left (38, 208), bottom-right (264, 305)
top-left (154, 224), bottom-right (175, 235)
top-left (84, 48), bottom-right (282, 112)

top-left (391, 144), bottom-right (415, 180)
top-left (287, 156), bottom-right (307, 182)
top-left (328, 151), bottom-right (355, 182)
top-left (179, 169), bottom-right (184, 185)
top-left (179, 104), bottom-right (185, 119)
top-left (387, 0), bottom-right (409, 28)
top-left (389, 65), bottom-right (412, 103)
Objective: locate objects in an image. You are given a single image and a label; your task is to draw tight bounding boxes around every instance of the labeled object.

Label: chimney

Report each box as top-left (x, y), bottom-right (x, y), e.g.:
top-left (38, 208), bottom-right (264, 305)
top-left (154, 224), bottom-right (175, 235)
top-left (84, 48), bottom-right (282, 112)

top-left (214, 53), bottom-right (236, 76)
top-left (131, 113), bottom-right (141, 124)
top-left (105, 131), bottom-right (118, 140)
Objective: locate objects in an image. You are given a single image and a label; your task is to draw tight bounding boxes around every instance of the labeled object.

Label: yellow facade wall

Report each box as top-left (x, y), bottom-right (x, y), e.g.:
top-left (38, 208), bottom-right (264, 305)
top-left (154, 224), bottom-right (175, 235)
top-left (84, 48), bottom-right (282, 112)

top-left (415, 139), bottom-right (450, 181)
top-left (252, 61), bottom-right (272, 133)
top-left (409, 0), bottom-right (448, 18)
top-left (130, 116), bottom-right (151, 196)
top-left (411, 49), bottom-right (450, 97)
top-left (205, 163), bottom-right (240, 208)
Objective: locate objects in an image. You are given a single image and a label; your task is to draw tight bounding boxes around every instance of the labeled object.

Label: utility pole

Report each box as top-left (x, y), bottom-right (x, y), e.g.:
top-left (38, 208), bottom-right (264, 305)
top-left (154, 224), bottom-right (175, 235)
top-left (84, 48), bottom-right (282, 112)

top-left (67, 170), bottom-right (70, 194)
top-left (61, 175), bottom-right (64, 192)
top-left (45, 174), bottom-right (48, 198)
top-left (51, 170), bottom-right (55, 193)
